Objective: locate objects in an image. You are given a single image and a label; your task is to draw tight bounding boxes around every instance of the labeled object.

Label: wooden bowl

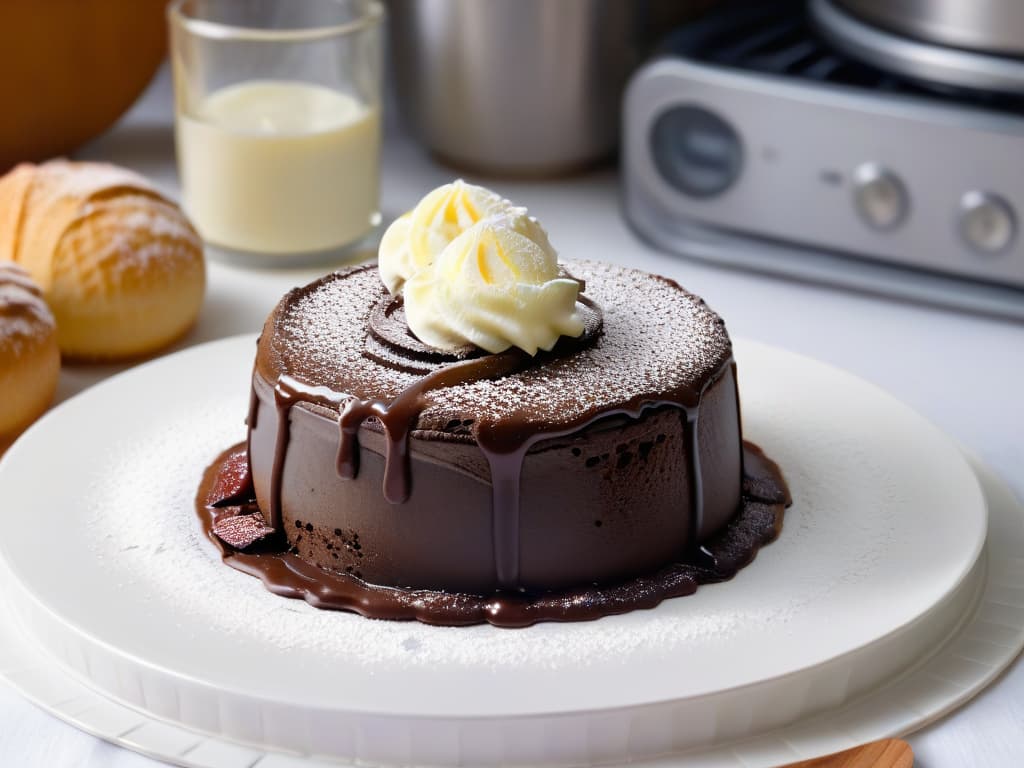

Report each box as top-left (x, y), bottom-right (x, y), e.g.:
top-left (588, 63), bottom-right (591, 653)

top-left (0, 0), bottom-right (167, 170)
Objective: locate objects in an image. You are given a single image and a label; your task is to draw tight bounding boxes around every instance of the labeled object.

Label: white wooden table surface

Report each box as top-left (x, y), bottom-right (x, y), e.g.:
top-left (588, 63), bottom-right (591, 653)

top-left (1, 66), bottom-right (1021, 768)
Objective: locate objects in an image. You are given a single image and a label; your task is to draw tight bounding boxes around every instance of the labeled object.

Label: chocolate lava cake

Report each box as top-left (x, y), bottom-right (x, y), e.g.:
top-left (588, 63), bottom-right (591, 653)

top-left (197, 261), bottom-right (790, 627)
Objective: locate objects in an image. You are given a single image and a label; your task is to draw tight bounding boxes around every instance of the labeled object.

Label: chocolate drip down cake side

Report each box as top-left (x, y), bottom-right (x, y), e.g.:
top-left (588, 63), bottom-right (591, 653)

top-left (197, 181), bottom-right (790, 627)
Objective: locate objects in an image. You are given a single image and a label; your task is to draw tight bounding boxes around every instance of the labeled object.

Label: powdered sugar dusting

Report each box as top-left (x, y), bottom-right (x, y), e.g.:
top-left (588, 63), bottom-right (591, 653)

top-left (264, 261), bottom-right (731, 433)
top-left (27, 159), bottom-right (156, 208)
top-left (111, 201), bottom-right (200, 244)
top-left (0, 262), bottom-right (54, 351)
top-left (11, 161), bottom-right (201, 287)
top-left (58, 196), bottom-right (202, 284)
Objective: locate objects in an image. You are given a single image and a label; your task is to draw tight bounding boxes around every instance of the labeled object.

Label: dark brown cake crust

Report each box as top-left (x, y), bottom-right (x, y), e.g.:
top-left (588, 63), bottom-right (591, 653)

top-left (198, 261), bottom-right (790, 623)
top-left (255, 262), bottom-right (733, 436)
top-left (248, 372), bottom-right (743, 592)
top-left (250, 262), bottom-right (746, 591)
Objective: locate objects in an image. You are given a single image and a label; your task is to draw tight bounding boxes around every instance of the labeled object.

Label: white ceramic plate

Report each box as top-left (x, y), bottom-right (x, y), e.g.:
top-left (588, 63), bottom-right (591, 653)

top-left (0, 336), bottom-right (995, 766)
top-left (2, 459), bottom-right (1021, 768)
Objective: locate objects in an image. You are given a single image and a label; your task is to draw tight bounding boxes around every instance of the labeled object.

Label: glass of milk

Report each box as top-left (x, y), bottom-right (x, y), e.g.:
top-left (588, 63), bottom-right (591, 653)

top-left (169, 0), bottom-right (383, 265)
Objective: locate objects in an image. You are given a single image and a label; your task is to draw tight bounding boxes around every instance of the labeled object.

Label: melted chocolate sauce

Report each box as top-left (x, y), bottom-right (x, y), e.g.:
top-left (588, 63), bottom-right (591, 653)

top-left (683, 409), bottom-right (703, 542)
top-left (267, 350), bottom-right (526, 525)
top-left (470, 397), bottom-right (708, 589)
top-left (259, 294), bottom-right (627, 590)
top-left (196, 442), bottom-right (790, 627)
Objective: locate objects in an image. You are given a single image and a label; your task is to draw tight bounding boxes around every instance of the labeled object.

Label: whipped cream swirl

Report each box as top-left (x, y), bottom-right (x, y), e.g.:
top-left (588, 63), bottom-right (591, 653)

top-left (378, 181), bottom-right (584, 355)
top-left (378, 180), bottom-right (510, 295)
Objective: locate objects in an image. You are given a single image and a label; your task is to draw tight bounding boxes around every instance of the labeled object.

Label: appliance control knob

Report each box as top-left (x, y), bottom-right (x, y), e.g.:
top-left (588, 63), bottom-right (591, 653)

top-left (959, 191), bottom-right (1016, 255)
top-left (650, 105), bottom-right (743, 198)
top-left (853, 164), bottom-right (908, 231)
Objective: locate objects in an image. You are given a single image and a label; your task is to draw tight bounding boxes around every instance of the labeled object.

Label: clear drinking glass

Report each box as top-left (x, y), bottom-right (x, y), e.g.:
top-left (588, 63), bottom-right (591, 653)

top-left (168, 0), bottom-right (384, 266)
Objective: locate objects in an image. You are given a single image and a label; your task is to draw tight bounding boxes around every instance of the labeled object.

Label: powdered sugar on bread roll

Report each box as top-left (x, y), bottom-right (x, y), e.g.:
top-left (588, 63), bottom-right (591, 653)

top-left (0, 160), bottom-right (205, 360)
top-left (0, 262), bottom-right (59, 450)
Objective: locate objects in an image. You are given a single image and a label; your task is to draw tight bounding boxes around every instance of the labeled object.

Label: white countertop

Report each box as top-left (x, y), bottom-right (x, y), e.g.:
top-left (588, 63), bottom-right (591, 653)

top-left (2, 66), bottom-right (1022, 767)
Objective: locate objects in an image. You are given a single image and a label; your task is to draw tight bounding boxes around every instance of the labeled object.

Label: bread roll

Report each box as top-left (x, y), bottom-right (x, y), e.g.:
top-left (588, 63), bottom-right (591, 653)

top-left (0, 160), bottom-right (205, 360)
top-left (0, 262), bottom-right (60, 453)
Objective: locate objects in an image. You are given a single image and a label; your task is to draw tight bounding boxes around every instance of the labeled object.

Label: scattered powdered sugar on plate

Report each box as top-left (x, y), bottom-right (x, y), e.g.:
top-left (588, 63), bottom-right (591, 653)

top-left (0, 263), bottom-right (54, 351)
top-left (81, 397), bottom-right (743, 669)
top-left (78, 353), bottom-right (901, 673)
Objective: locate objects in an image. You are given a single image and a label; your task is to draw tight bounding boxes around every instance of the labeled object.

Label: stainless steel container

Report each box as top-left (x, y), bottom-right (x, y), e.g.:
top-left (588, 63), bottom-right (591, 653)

top-left (388, 0), bottom-right (711, 176)
top-left (836, 0), bottom-right (1024, 57)
top-left (813, 0), bottom-right (1024, 95)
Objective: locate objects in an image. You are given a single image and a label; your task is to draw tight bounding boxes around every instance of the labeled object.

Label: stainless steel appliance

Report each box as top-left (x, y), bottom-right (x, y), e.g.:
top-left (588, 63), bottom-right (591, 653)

top-left (832, 1), bottom-right (1024, 57)
top-left (387, 0), bottom-right (715, 176)
top-left (623, 1), bottom-right (1024, 320)
top-left (813, 0), bottom-right (1024, 95)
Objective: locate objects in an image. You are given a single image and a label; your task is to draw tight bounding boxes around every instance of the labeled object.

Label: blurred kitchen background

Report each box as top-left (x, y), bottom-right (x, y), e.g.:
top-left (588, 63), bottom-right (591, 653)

top-left (3, 0), bottom-right (1020, 479)
top-left (1, 0), bottom-right (1020, 446)
top-left (1, 1), bottom-right (1022, 764)
top-left (9, 0), bottom-right (1022, 308)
